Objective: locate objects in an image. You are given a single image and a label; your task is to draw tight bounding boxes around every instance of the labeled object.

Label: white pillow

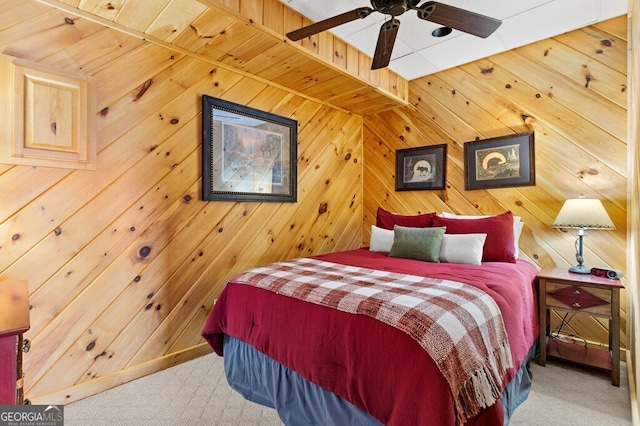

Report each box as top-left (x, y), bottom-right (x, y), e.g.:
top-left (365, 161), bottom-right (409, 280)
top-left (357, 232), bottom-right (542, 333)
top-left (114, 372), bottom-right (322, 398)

top-left (370, 225), bottom-right (394, 252)
top-left (440, 212), bottom-right (523, 258)
top-left (439, 233), bottom-right (487, 265)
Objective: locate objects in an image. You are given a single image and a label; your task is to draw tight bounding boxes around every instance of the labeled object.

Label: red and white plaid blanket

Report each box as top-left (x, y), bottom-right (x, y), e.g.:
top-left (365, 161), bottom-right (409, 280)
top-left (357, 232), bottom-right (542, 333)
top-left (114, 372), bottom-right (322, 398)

top-left (231, 257), bottom-right (513, 423)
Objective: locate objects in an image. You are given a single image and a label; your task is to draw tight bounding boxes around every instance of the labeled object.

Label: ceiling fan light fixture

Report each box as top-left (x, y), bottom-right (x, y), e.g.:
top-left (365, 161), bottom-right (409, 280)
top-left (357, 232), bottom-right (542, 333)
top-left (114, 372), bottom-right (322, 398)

top-left (286, 1), bottom-right (502, 70)
top-left (432, 26), bottom-right (452, 37)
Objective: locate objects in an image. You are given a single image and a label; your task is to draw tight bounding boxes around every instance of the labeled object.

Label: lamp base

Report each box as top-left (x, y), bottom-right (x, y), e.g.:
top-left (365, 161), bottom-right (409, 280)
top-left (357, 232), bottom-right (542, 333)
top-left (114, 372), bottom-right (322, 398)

top-left (569, 264), bottom-right (591, 274)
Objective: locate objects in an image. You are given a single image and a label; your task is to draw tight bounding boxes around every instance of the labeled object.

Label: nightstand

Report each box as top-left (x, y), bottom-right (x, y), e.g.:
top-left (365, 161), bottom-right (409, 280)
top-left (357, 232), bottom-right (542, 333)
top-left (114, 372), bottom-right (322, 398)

top-left (537, 267), bottom-right (623, 386)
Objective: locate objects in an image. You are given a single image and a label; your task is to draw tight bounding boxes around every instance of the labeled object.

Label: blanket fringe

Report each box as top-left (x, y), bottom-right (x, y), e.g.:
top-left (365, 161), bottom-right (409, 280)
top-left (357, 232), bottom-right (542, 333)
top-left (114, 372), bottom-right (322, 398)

top-left (454, 341), bottom-right (513, 425)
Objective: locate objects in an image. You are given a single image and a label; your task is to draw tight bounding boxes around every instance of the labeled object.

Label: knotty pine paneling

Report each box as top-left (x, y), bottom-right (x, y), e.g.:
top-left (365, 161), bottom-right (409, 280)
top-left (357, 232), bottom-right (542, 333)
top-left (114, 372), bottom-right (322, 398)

top-left (36, 0), bottom-right (408, 115)
top-left (628, 1), bottom-right (639, 412)
top-left (363, 15), bottom-right (629, 350)
top-left (1, 0), bottom-right (634, 406)
top-left (1, 1), bottom-right (363, 403)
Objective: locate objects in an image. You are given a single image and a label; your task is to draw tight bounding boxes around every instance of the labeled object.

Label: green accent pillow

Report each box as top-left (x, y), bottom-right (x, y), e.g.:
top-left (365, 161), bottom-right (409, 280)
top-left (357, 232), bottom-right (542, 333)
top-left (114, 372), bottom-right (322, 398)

top-left (389, 226), bottom-right (446, 262)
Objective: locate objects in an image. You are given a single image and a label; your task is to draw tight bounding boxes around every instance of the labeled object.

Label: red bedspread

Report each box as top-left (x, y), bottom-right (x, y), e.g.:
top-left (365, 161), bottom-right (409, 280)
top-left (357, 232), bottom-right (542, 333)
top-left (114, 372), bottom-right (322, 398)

top-left (202, 248), bottom-right (539, 425)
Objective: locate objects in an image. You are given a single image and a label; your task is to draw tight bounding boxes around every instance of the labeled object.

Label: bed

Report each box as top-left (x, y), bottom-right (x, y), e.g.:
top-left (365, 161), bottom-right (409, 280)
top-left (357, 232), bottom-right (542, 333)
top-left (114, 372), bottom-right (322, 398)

top-left (202, 210), bottom-right (539, 425)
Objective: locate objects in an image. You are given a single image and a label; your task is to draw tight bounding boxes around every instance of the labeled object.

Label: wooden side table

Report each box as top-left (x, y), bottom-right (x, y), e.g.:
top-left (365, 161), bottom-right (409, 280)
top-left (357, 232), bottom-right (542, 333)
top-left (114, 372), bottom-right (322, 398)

top-left (537, 267), bottom-right (623, 386)
top-left (0, 280), bottom-right (30, 404)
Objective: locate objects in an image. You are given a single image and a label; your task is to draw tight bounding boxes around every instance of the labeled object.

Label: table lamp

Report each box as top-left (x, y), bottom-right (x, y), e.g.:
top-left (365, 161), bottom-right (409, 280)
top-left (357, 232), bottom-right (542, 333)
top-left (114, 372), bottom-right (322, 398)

top-left (552, 195), bottom-right (615, 274)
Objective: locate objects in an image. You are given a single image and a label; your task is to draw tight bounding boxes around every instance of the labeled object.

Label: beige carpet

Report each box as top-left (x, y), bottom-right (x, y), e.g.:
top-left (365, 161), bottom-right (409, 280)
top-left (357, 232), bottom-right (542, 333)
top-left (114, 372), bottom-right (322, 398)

top-left (65, 352), bottom-right (631, 425)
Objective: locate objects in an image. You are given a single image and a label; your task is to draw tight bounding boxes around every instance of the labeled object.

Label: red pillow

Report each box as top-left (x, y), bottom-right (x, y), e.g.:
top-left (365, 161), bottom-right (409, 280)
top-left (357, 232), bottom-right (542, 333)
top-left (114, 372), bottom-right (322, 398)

top-left (432, 211), bottom-right (516, 263)
top-left (376, 207), bottom-right (435, 230)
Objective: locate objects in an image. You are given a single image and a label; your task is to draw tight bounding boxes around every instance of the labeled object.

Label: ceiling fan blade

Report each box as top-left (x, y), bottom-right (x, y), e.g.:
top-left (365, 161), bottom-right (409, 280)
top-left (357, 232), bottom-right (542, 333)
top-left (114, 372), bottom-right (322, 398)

top-left (286, 7), bottom-right (373, 41)
top-left (371, 19), bottom-right (400, 70)
top-left (417, 1), bottom-right (501, 38)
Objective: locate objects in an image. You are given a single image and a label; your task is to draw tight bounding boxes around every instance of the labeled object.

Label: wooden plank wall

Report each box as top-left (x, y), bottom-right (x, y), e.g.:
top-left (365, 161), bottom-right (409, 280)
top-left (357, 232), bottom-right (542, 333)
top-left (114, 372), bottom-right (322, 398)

top-left (363, 16), bottom-right (629, 351)
top-left (198, 0), bottom-right (408, 103)
top-left (34, 0), bottom-right (408, 114)
top-left (0, 1), bottom-right (363, 403)
top-left (628, 0), bottom-right (640, 418)
top-left (0, 0), bottom-right (632, 406)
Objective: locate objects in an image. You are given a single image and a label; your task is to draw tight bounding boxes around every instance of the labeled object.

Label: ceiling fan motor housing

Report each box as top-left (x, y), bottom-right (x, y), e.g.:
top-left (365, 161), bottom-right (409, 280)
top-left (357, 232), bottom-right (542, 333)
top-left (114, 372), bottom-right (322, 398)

top-left (287, 1), bottom-right (502, 70)
top-left (371, 0), bottom-right (421, 16)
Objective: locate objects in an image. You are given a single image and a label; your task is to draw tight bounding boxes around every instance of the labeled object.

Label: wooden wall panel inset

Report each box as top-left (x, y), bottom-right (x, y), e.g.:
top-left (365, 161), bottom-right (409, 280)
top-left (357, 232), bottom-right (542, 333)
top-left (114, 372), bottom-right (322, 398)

top-left (1, 55), bottom-right (96, 170)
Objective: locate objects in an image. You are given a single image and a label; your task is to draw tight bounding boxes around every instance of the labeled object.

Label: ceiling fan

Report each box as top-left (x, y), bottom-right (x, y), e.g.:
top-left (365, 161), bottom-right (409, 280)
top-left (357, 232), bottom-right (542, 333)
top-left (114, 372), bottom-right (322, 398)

top-left (286, 1), bottom-right (502, 70)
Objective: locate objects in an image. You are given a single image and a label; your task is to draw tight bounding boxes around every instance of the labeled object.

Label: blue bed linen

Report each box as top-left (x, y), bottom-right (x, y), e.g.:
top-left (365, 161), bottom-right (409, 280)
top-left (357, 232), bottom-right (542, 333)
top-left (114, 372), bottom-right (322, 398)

top-left (223, 334), bottom-right (381, 426)
top-left (223, 335), bottom-right (536, 426)
top-left (501, 343), bottom-right (536, 424)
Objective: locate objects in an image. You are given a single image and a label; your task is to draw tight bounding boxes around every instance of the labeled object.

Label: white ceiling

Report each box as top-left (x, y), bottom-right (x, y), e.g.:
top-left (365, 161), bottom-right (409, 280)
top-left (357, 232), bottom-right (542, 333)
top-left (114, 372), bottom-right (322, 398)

top-left (279, 0), bottom-right (628, 81)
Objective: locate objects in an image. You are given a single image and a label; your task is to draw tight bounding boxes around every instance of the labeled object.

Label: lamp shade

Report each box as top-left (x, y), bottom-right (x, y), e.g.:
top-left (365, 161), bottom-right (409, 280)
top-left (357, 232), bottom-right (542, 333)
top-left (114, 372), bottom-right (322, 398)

top-left (552, 198), bottom-right (615, 230)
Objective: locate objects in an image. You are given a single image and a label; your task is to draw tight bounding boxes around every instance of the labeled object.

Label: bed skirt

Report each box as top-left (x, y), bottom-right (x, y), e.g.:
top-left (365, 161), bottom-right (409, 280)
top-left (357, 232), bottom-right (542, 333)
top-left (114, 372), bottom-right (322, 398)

top-left (222, 335), bottom-right (537, 426)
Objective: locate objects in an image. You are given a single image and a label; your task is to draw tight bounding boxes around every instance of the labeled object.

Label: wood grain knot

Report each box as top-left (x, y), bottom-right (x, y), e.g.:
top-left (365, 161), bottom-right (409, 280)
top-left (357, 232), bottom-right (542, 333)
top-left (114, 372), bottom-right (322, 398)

top-left (134, 79), bottom-right (153, 101)
top-left (139, 246), bottom-right (151, 257)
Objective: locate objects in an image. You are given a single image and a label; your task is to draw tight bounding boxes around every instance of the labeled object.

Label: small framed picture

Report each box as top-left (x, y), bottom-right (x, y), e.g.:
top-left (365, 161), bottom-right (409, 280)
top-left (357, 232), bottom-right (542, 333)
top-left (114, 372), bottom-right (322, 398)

top-left (395, 144), bottom-right (447, 191)
top-left (464, 132), bottom-right (535, 190)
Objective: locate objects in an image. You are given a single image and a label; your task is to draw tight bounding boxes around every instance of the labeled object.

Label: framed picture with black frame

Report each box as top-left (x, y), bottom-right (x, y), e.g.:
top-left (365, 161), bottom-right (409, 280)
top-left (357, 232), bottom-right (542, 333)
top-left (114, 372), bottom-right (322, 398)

top-left (202, 95), bottom-right (298, 202)
top-left (395, 144), bottom-right (447, 191)
top-left (464, 132), bottom-right (535, 190)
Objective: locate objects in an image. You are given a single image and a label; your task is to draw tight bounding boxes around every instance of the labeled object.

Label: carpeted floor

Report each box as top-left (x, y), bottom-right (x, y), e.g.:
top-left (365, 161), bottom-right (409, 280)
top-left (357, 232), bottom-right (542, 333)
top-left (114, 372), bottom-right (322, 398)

top-left (510, 359), bottom-right (631, 426)
top-left (64, 352), bottom-right (631, 425)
